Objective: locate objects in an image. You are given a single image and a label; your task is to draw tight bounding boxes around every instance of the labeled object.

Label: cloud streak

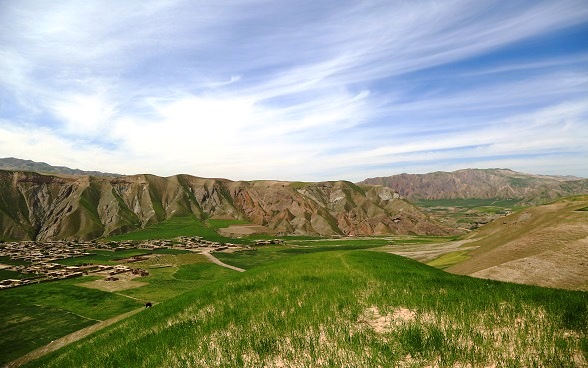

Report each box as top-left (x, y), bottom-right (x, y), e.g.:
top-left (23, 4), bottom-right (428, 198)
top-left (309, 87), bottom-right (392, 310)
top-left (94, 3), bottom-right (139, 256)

top-left (0, 0), bottom-right (587, 180)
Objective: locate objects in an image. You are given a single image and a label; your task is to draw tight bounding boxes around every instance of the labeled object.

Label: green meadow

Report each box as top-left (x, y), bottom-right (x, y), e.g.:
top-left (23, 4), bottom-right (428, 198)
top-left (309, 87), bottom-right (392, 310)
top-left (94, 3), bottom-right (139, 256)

top-left (106, 216), bottom-right (249, 243)
top-left (0, 277), bottom-right (142, 365)
top-left (0, 250), bottom-right (237, 365)
top-left (20, 248), bottom-right (588, 368)
top-left (414, 198), bottom-right (521, 210)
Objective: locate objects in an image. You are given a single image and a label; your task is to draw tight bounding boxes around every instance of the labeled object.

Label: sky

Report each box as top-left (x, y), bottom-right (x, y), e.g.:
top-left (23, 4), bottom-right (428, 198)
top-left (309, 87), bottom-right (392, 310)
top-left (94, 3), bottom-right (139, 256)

top-left (1, 0), bottom-right (587, 181)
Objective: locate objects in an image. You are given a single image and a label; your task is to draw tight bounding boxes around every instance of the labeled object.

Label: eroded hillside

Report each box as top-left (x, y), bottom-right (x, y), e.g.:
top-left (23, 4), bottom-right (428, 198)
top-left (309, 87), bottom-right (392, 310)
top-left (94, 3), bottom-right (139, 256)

top-left (447, 196), bottom-right (588, 290)
top-left (0, 170), bottom-right (453, 241)
top-left (360, 168), bottom-right (588, 204)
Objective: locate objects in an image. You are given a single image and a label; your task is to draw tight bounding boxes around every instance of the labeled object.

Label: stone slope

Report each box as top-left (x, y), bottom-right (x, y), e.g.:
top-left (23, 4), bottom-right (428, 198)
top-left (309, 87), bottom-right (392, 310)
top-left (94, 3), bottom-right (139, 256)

top-left (359, 168), bottom-right (588, 204)
top-left (0, 170), bottom-right (453, 241)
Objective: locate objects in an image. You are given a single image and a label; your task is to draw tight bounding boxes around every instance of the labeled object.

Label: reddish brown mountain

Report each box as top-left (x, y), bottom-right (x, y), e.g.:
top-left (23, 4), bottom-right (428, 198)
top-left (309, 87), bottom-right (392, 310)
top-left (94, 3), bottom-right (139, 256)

top-left (0, 170), bottom-right (453, 241)
top-left (359, 168), bottom-right (588, 204)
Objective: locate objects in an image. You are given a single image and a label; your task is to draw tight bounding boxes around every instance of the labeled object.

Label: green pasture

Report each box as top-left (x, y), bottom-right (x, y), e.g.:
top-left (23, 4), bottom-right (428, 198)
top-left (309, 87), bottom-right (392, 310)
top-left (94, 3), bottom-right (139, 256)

top-left (56, 249), bottom-right (154, 266)
top-left (0, 256), bottom-right (30, 266)
top-left (24, 249), bottom-right (587, 368)
top-left (426, 251), bottom-right (470, 269)
top-left (0, 268), bottom-right (27, 280)
top-left (0, 277), bottom-right (141, 365)
top-left (414, 198), bottom-right (521, 209)
top-left (104, 216), bottom-right (273, 244)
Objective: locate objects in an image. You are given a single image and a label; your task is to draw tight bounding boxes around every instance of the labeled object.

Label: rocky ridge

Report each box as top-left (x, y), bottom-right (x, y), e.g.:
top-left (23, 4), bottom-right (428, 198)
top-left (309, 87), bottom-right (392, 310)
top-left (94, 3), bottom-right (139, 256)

top-left (359, 168), bottom-right (588, 204)
top-left (0, 170), bottom-right (452, 241)
top-left (0, 157), bottom-right (122, 177)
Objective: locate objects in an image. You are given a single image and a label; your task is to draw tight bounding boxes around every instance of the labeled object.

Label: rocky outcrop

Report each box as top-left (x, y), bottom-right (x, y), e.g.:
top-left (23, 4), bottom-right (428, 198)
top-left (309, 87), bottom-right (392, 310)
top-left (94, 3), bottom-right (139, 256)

top-left (359, 168), bottom-right (588, 204)
top-left (0, 170), bottom-right (453, 241)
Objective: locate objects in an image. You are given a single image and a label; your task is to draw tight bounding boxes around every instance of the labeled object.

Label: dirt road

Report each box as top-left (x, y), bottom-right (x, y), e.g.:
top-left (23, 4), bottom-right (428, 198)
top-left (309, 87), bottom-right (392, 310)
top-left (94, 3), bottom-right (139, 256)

top-left (201, 251), bottom-right (245, 272)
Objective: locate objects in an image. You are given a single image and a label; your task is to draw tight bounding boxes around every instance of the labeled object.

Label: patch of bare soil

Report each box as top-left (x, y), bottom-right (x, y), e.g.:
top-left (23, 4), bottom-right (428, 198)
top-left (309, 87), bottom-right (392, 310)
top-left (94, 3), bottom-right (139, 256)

top-left (78, 272), bottom-right (148, 292)
top-left (357, 306), bottom-right (421, 333)
top-left (217, 224), bottom-right (274, 237)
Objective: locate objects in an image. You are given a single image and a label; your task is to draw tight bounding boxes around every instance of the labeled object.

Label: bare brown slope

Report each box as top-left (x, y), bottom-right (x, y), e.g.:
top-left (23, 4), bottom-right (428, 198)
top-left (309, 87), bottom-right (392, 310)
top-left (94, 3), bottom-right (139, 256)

top-left (446, 196), bottom-right (588, 290)
top-left (359, 168), bottom-right (588, 203)
top-left (0, 170), bottom-right (454, 241)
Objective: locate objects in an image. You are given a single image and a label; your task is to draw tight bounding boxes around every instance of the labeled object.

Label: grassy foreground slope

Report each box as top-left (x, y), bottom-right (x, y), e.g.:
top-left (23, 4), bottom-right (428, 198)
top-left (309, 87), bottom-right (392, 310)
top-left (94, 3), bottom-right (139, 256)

top-left (26, 251), bottom-right (587, 367)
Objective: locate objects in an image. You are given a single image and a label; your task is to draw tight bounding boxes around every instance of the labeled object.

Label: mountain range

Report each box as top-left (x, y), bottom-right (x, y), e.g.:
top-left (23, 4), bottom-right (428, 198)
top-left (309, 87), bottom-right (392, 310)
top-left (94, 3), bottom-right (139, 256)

top-left (0, 170), bottom-right (451, 241)
top-left (0, 157), bottom-right (122, 177)
top-left (2, 158), bottom-right (587, 241)
top-left (360, 168), bottom-right (588, 204)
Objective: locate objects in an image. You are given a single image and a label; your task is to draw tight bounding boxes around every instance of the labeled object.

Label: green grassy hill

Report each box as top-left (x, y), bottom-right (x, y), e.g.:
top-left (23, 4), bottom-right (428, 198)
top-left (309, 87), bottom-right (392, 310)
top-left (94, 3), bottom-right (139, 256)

top-left (23, 250), bottom-right (587, 367)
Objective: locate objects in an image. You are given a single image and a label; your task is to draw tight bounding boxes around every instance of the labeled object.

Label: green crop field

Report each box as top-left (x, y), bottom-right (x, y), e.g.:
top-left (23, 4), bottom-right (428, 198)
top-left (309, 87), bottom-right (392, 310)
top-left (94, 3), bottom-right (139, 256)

top-left (22, 249), bottom-right (588, 368)
top-left (0, 268), bottom-right (27, 279)
top-left (116, 258), bottom-right (238, 302)
top-left (0, 277), bottom-right (142, 365)
top-left (1, 251), bottom-right (241, 365)
top-left (426, 251), bottom-right (470, 269)
top-left (56, 249), bottom-right (154, 266)
top-left (214, 238), bottom-right (394, 270)
top-left (0, 256), bottom-right (30, 266)
top-left (106, 216), bottom-right (260, 244)
top-left (106, 216), bottom-right (243, 243)
top-left (414, 198), bottom-right (521, 209)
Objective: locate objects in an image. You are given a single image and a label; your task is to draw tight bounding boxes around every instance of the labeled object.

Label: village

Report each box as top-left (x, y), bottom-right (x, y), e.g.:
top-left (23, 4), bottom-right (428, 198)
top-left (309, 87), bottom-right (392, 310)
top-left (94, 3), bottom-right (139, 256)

top-left (0, 237), bottom-right (282, 290)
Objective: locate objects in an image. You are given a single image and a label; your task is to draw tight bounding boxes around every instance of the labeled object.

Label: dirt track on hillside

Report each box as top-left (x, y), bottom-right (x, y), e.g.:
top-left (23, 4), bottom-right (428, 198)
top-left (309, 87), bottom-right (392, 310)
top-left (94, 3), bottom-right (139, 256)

top-left (201, 251), bottom-right (245, 272)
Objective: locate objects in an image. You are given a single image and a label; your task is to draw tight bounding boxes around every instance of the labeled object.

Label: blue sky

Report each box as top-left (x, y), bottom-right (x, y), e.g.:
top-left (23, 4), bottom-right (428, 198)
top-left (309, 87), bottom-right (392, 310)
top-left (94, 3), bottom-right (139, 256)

top-left (1, 0), bottom-right (587, 181)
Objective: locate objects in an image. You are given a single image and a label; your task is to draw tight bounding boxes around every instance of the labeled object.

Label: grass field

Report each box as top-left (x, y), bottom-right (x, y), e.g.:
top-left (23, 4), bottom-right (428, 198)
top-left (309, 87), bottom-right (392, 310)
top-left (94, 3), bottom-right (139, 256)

top-left (0, 268), bottom-right (27, 279)
top-left (106, 216), bottom-right (244, 243)
top-left (414, 198), bottom-right (521, 209)
top-left (214, 238), bottom-right (393, 270)
top-left (0, 277), bottom-right (142, 365)
top-left (23, 249), bottom-right (588, 368)
top-left (116, 253), bottom-right (238, 302)
top-left (0, 256), bottom-right (30, 266)
top-left (426, 251), bottom-right (470, 269)
top-left (56, 249), bottom-right (154, 266)
top-left (1, 250), bottom-right (242, 365)
top-left (413, 198), bottom-right (525, 231)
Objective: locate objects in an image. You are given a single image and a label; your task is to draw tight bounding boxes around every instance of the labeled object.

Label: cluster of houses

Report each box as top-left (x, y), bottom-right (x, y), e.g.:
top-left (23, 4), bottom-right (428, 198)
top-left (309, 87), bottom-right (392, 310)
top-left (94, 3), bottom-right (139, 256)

top-left (0, 240), bottom-right (96, 263)
top-left (255, 239), bottom-right (285, 246)
top-left (0, 236), bottom-right (258, 289)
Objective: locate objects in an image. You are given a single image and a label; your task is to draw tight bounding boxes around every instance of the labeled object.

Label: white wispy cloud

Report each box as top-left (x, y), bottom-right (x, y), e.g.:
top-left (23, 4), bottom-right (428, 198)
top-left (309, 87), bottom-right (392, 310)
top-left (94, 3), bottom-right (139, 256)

top-left (0, 0), bottom-right (587, 180)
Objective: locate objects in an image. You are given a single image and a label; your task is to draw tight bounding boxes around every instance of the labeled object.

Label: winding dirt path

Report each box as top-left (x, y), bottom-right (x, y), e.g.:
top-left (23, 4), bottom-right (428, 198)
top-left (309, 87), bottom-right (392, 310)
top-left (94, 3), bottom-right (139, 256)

top-left (6, 308), bottom-right (144, 368)
top-left (201, 251), bottom-right (245, 272)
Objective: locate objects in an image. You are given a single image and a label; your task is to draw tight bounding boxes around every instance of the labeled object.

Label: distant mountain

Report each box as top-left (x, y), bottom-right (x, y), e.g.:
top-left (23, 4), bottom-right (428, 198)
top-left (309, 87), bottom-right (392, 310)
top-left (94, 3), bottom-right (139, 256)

top-left (0, 157), bottom-right (122, 177)
top-left (359, 168), bottom-right (588, 204)
top-left (0, 170), bottom-right (454, 241)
